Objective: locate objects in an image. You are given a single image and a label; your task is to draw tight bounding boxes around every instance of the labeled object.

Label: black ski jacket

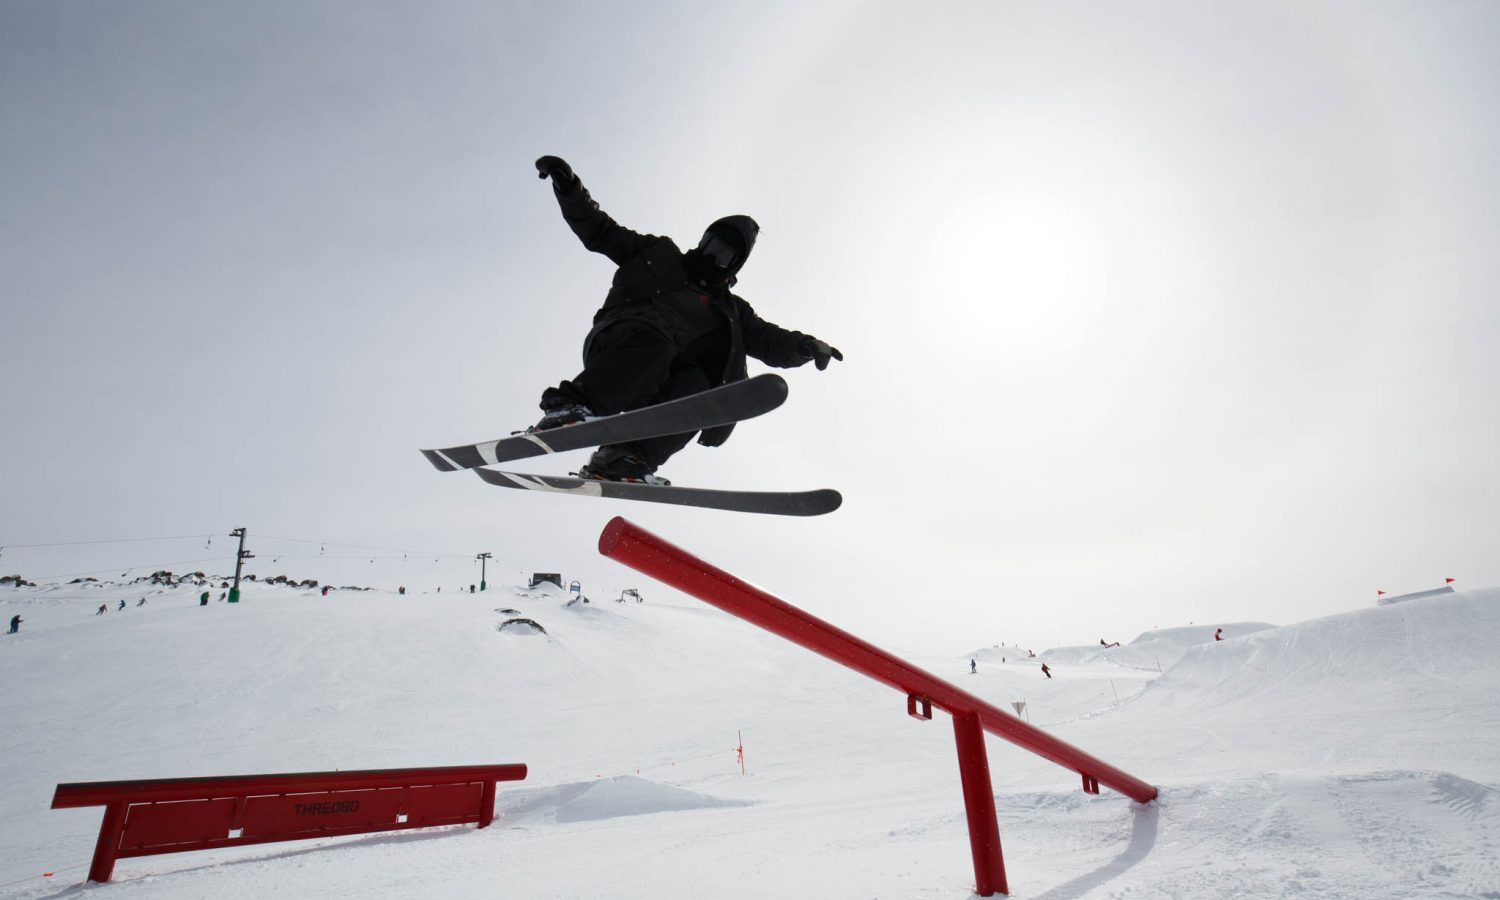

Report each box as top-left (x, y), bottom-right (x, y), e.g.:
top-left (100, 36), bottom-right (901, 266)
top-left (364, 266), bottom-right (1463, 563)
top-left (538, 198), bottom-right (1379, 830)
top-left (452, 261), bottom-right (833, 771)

top-left (550, 178), bottom-right (811, 447)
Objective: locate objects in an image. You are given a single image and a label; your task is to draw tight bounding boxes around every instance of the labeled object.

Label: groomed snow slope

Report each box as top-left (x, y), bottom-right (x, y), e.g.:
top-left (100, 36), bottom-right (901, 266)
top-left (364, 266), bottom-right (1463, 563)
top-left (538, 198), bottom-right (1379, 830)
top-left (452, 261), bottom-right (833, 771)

top-left (1, 580), bottom-right (1497, 898)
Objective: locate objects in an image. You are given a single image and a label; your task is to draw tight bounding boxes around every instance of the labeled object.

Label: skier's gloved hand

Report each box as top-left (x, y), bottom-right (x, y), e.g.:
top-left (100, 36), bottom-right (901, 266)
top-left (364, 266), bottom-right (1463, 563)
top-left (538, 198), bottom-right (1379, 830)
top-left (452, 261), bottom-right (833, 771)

top-left (800, 337), bottom-right (843, 371)
top-left (535, 156), bottom-right (576, 190)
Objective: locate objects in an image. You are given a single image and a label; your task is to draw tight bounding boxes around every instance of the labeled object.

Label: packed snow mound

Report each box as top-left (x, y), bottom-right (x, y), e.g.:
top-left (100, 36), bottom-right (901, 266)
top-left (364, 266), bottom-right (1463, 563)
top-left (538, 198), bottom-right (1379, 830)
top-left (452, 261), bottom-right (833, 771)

top-left (1378, 584), bottom-right (1455, 605)
top-left (1126, 621), bottom-right (1275, 649)
top-left (1145, 591), bottom-right (1498, 705)
top-left (496, 776), bottom-right (750, 825)
top-left (513, 580), bottom-right (571, 599)
top-left (967, 645), bottom-right (1036, 663)
top-left (1110, 588), bottom-right (1500, 776)
top-left (1040, 621), bottom-right (1276, 670)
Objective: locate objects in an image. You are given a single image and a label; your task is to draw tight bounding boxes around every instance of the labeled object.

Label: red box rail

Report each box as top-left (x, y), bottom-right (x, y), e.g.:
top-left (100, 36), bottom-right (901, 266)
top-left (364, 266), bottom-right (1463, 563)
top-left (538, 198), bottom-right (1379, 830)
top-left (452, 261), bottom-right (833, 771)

top-left (52, 764), bottom-right (527, 883)
top-left (598, 516), bottom-right (1156, 896)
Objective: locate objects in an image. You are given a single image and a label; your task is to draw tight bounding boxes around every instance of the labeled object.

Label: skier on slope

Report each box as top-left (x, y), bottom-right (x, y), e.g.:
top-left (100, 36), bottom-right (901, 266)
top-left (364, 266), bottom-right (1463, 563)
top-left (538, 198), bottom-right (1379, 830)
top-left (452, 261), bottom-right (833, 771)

top-left (530, 155), bottom-right (842, 485)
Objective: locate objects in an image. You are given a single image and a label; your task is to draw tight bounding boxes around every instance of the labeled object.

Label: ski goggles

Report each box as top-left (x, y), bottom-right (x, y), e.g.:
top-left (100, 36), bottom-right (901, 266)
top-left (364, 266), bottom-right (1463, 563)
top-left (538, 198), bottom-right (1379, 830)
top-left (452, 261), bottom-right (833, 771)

top-left (697, 232), bottom-right (739, 271)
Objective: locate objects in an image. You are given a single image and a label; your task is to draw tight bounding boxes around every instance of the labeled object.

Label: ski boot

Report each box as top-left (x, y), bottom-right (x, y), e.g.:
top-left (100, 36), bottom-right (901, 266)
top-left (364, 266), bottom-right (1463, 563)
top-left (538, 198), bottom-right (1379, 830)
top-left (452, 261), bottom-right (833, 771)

top-left (531, 402), bottom-right (594, 432)
top-left (575, 447), bottom-right (671, 486)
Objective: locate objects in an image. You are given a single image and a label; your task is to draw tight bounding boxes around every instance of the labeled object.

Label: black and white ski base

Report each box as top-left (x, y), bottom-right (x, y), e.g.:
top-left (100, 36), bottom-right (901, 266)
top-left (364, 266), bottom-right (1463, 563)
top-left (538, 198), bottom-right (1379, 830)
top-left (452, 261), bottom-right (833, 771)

top-left (473, 468), bottom-right (842, 517)
top-left (421, 374), bottom-right (788, 472)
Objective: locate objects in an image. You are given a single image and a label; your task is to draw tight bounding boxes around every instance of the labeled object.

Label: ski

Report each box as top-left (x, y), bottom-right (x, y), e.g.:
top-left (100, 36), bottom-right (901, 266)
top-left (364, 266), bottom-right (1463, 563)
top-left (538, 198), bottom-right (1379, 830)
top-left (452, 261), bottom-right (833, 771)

top-left (420, 374), bottom-right (789, 472)
top-left (472, 468), bottom-right (842, 517)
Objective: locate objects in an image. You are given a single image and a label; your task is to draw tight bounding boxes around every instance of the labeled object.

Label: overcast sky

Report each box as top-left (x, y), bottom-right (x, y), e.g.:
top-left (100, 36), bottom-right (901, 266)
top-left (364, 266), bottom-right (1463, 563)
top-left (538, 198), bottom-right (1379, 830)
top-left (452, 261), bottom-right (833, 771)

top-left (2, 1), bottom-right (1496, 652)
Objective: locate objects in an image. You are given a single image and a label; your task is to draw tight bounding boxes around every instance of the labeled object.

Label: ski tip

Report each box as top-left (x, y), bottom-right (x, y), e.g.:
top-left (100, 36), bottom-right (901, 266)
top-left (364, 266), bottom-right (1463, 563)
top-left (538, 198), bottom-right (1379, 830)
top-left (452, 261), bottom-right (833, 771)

top-left (756, 372), bottom-right (790, 401)
top-left (420, 448), bottom-right (458, 472)
top-left (782, 489), bottom-right (842, 516)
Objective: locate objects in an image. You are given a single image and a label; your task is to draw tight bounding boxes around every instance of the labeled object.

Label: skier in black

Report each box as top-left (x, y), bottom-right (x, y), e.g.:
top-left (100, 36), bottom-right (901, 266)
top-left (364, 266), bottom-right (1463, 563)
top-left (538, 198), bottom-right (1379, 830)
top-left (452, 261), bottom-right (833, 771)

top-left (531, 155), bottom-right (842, 484)
top-left (7, 614), bottom-right (20, 634)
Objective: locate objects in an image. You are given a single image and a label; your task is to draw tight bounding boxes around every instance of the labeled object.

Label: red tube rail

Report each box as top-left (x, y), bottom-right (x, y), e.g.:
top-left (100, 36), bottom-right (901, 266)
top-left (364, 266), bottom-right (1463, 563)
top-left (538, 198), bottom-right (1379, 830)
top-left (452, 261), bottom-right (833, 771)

top-left (599, 516), bottom-right (1156, 895)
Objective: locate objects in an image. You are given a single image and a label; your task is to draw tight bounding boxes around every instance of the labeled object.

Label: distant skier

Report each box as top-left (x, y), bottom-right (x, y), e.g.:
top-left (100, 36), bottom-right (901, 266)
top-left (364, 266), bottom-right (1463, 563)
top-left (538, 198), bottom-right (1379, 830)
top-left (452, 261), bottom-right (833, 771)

top-left (529, 155), bottom-right (842, 485)
top-left (137, 597), bottom-right (147, 607)
top-left (117, 599), bottom-right (126, 611)
top-left (96, 604), bottom-right (107, 615)
top-left (7, 614), bottom-right (20, 634)
top-left (970, 659), bottom-right (977, 674)
top-left (1100, 639), bottom-right (1119, 649)
top-left (1214, 627), bottom-right (1223, 642)
top-left (1041, 663), bottom-right (1052, 679)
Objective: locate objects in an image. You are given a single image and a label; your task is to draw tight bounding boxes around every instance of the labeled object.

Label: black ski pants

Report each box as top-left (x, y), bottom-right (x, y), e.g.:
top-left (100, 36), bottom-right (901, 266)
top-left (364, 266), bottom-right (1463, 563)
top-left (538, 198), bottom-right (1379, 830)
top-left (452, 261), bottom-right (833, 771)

top-left (547, 320), bottom-right (712, 469)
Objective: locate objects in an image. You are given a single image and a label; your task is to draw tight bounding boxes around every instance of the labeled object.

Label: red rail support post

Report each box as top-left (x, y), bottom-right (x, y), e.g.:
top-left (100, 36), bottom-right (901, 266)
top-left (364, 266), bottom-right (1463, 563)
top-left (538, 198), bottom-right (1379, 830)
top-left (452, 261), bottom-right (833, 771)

top-left (598, 516), bottom-right (1156, 896)
top-left (52, 764), bottom-right (527, 883)
top-left (954, 711), bottom-right (1007, 896)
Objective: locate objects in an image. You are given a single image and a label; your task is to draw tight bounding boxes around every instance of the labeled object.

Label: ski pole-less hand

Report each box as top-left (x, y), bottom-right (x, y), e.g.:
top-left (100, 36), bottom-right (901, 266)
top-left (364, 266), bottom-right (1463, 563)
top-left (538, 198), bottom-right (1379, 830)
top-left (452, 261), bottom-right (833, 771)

top-left (800, 337), bottom-right (843, 371)
top-left (534, 155), bottom-right (576, 190)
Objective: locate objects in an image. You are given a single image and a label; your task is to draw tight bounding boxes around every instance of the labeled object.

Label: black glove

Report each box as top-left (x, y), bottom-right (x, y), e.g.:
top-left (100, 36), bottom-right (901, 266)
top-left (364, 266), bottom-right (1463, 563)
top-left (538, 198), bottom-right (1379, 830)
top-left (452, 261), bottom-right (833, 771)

top-left (801, 337), bottom-right (843, 371)
top-left (534, 155), bottom-right (576, 190)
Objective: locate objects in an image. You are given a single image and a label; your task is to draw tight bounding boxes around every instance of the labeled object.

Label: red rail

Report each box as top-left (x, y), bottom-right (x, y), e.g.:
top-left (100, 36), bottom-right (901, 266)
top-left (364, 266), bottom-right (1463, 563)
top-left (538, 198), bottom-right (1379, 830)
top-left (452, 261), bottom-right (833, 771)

top-left (52, 764), bottom-right (527, 883)
top-left (598, 516), bottom-right (1156, 896)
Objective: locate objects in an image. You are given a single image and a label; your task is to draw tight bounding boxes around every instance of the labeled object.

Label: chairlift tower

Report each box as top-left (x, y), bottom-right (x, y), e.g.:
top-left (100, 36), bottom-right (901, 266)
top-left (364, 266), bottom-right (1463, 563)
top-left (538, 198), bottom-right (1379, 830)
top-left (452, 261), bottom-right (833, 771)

top-left (229, 528), bottom-right (254, 603)
top-left (476, 552), bottom-right (492, 591)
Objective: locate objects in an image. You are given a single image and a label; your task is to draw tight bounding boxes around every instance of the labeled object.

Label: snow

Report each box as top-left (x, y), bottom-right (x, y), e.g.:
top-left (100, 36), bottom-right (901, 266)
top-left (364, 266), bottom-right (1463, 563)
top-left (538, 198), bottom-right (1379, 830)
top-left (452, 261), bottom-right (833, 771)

top-left (2, 575), bottom-right (1498, 898)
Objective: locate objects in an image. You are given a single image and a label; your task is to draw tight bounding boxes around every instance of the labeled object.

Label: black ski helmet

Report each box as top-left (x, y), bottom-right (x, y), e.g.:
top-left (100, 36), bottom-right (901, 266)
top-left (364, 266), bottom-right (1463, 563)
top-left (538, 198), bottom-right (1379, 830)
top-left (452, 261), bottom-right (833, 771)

top-left (697, 215), bottom-right (759, 277)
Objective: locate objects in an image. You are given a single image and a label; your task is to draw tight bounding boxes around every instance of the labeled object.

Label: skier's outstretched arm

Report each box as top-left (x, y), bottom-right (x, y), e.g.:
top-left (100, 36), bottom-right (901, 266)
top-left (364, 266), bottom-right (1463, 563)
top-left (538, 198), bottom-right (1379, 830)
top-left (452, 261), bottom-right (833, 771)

top-left (739, 299), bottom-right (843, 370)
top-left (535, 155), bottom-right (651, 266)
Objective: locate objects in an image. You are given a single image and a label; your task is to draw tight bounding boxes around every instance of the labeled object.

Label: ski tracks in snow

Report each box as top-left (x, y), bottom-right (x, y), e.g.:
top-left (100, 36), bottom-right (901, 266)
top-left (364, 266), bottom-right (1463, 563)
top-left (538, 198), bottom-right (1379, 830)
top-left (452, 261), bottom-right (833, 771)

top-left (948, 771), bottom-right (1500, 899)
